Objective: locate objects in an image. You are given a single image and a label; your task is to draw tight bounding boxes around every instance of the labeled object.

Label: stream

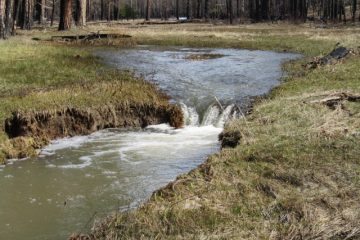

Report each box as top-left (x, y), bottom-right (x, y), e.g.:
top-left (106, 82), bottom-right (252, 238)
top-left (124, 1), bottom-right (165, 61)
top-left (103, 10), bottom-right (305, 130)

top-left (0, 47), bottom-right (299, 239)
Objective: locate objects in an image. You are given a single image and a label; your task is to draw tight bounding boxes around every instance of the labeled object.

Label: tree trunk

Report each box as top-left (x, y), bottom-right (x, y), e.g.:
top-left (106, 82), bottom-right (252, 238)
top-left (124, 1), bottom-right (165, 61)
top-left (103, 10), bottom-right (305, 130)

top-left (261, 0), bottom-right (269, 20)
top-left (145, 0), bottom-right (150, 20)
top-left (4, 0), bottom-right (13, 36)
top-left (175, 0), bottom-right (179, 19)
top-left (255, 0), bottom-right (260, 21)
top-left (58, 0), bottom-right (72, 30)
top-left (204, 0), bottom-right (209, 19)
top-left (87, 0), bottom-right (91, 21)
top-left (100, 0), bottom-right (104, 19)
top-left (0, 0), bottom-right (5, 38)
top-left (50, 0), bottom-right (54, 26)
top-left (75, 0), bottom-right (86, 26)
top-left (107, 0), bottom-right (110, 21)
top-left (352, 0), bottom-right (357, 21)
top-left (163, 0), bottom-right (167, 20)
top-left (236, 0), bottom-right (240, 18)
top-left (228, 0), bottom-right (233, 23)
top-left (35, 0), bottom-right (45, 24)
top-left (248, 0), bottom-right (254, 20)
top-left (13, 0), bottom-right (20, 32)
top-left (21, 0), bottom-right (33, 29)
top-left (196, 0), bottom-right (200, 18)
top-left (186, 0), bottom-right (190, 18)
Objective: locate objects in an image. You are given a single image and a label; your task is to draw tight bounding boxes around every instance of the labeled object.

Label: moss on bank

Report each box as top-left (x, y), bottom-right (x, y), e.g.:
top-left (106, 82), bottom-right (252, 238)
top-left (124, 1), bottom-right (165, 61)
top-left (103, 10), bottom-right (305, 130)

top-left (69, 23), bottom-right (360, 239)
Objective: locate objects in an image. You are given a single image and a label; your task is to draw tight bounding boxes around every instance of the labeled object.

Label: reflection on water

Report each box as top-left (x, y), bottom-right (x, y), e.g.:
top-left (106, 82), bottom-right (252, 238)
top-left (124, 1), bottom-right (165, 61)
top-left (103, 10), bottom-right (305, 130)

top-left (0, 47), bottom-right (299, 240)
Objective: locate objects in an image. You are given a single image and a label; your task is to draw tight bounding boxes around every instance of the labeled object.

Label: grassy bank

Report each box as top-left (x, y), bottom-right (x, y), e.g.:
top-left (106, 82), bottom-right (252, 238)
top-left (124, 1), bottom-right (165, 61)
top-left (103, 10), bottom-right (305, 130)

top-left (71, 23), bottom-right (360, 239)
top-left (0, 35), bottom-right (175, 164)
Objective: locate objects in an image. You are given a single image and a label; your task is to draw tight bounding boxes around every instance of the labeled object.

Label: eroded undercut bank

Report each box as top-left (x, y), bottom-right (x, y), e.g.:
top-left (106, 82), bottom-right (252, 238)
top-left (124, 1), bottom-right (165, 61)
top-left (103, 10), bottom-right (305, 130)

top-left (2, 103), bottom-right (183, 161)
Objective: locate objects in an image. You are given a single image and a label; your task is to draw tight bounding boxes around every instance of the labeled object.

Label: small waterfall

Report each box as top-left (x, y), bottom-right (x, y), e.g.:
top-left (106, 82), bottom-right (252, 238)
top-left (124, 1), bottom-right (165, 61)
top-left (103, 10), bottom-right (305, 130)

top-left (180, 103), bottom-right (199, 126)
top-left (215, 104), bottom-right (235, 128)
top-left (181, 102), bottom-right (238, 128)
top-left (201, 105), bottom-right (220, 126)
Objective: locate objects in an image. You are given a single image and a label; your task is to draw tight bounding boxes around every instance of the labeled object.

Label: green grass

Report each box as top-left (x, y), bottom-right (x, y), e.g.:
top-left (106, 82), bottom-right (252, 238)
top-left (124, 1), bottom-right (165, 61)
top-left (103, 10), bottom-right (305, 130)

top-left (0, 36), bottom-right (170, 164)
top-left (0, 39), bottom-right (129, 97)
top-left (78, 23), bottom-right (360, 239)
top-left (135, 34), bottom-right (336, 55)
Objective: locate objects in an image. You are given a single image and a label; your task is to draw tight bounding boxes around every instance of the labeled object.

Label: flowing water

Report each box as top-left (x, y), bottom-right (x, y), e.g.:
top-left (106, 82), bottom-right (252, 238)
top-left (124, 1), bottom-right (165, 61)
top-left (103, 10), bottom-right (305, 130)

top-left (0, 47), bottom-right (299, 239)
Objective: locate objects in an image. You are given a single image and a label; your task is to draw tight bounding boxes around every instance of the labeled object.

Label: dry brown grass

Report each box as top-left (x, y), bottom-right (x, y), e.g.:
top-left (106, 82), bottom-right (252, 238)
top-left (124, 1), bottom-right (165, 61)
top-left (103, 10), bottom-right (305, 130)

top-left (63, 23), bottom-right (360, 240)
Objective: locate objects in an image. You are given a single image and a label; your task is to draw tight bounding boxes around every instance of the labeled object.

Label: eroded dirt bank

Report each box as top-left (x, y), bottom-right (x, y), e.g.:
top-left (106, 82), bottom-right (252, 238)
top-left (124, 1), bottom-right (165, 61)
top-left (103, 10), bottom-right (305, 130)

top-left (3, 103), bottom-right (183, 160)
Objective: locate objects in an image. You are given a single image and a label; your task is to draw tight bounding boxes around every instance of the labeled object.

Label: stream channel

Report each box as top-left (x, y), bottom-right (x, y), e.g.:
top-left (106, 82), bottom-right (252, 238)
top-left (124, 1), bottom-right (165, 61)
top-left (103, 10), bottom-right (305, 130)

top-left (0, 46), bottom-right (299, 239)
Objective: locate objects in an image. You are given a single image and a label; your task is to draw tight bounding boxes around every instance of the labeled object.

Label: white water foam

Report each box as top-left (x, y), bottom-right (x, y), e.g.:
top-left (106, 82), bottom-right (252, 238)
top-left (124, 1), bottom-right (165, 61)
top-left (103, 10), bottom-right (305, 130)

top-left (216, 104), bottom-right (236, 128)
top-left (40, 102), bottom-right (238, 170)
top-left (180, 103), bottom-right (199, 126)
top-left (58, 156), bottom-right (93, 169)
top-left (118, 123), bottom-right (222, 164)
top-left (42, 135), bottom-right (90, 154)
top-left (181, 102), bottom-right (238, 128)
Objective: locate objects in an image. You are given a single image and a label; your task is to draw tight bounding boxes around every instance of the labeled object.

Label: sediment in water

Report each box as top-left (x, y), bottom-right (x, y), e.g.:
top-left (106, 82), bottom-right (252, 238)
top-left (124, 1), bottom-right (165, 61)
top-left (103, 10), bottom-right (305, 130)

top-left (2, 103), bottom-right (183, 161)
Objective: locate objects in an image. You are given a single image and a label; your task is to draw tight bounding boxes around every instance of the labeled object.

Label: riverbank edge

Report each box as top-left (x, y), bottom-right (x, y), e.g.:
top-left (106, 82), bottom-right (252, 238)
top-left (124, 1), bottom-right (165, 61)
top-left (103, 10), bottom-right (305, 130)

top-left (2, 103), bottom-right (183, 163)
top-left (73, 25), bottom-right (360, 239)
top-left (83, 54), bottom-right (302, 240)
top-left (0, 38), bottom-right (184, 165)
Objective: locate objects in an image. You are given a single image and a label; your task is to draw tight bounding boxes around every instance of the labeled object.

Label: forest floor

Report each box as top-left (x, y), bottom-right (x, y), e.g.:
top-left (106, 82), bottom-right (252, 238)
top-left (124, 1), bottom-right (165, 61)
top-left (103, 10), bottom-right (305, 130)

top-left (60, 23), bottom-right (359, 239)
top-left (1, 22), bottom-right (360, 239)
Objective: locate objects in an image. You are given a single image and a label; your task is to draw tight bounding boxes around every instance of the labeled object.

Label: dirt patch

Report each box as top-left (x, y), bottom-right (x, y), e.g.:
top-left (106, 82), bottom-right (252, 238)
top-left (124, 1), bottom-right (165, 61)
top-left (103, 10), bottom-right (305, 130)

top-left (219, 130), bottom-right (242, 148)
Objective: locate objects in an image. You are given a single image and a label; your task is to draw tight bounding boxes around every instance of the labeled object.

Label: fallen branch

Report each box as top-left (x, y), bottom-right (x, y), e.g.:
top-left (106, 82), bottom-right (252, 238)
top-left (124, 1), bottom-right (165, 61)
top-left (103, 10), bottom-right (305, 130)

top-left (51, 33), bottom-right (131, 42)
top-left (309, 92), bottom-right (360, 109)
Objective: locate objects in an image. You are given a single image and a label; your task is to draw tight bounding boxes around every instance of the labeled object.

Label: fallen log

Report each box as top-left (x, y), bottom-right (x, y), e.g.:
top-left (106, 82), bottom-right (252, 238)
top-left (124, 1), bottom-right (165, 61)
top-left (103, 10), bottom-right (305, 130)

top-left (309, 93), bottom-right (360, 109)
top-left (137, 21), bottom-right (180, 25)
top-left (305, 46), bottom-right (350, 69)
top-left (51, 33), bottom-right (132, 42)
